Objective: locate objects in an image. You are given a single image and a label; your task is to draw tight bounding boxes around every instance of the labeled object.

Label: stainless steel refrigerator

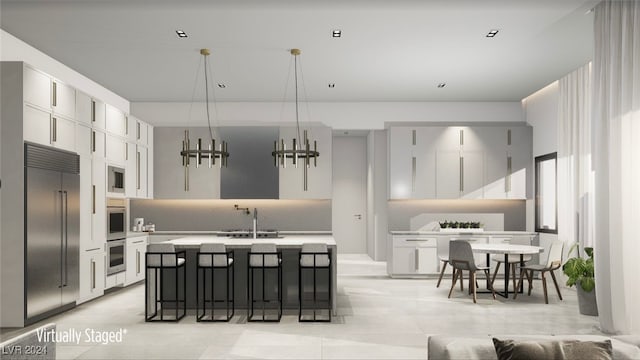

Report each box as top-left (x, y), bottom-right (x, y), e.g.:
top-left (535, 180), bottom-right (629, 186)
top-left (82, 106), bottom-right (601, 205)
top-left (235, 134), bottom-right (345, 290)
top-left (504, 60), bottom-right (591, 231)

top-left (25, 143), bottom-right (80, 324)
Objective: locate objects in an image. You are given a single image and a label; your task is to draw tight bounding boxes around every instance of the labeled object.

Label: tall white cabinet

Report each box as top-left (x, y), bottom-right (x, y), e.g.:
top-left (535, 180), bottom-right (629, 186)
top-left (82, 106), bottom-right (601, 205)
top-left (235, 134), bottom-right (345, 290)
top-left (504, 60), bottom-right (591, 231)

top-left (389, 125), bottom-right (532, 200)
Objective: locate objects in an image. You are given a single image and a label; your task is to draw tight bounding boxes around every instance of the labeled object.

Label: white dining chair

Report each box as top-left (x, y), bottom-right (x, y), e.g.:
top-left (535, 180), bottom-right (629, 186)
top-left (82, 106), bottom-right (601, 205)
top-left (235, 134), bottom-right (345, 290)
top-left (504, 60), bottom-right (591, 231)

top-left (514, 239), bottom-right (564, 304)
top-left (448, 240), bottom-right (496, 303)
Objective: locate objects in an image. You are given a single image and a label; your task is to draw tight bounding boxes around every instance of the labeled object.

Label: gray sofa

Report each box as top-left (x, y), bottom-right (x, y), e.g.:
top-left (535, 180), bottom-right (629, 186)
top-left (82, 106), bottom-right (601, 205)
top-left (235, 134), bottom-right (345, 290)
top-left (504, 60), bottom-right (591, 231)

top-left (0, 323), bottom-right (56, 360)
top-left (428, 334), bottom-right (640, 359)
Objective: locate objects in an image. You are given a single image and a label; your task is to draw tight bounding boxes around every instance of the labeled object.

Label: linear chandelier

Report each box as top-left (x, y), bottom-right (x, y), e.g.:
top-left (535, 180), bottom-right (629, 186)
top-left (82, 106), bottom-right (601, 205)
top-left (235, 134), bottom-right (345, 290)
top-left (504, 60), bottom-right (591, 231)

top-left (272, 48), bottom-right (319, 191)
top-left (180, 48), bottom-right (229, 191)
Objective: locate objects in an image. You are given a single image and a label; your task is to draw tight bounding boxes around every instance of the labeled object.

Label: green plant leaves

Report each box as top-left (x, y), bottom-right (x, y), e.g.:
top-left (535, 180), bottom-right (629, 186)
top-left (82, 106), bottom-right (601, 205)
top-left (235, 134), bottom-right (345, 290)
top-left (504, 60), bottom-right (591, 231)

top-left (562, 245), bottom-right (595, 292)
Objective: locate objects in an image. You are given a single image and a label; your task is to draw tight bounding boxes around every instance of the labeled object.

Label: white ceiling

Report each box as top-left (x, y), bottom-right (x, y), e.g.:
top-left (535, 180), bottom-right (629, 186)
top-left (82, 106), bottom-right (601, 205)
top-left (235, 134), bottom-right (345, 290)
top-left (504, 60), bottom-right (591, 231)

top-left (0, 0), bottom-right (597, 103)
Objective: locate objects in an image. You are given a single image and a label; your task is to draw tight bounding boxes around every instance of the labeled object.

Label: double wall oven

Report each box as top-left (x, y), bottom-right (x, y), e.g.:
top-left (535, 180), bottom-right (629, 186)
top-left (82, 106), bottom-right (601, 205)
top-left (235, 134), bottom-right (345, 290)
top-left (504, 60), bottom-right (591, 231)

top-left (106, 198), bottom-right (126, 275)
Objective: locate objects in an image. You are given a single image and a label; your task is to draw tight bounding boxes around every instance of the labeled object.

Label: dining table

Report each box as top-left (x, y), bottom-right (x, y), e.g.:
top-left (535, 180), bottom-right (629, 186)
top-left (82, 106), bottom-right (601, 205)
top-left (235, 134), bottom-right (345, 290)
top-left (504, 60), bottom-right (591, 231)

top-left (471, 243), bottom-right (544, 298)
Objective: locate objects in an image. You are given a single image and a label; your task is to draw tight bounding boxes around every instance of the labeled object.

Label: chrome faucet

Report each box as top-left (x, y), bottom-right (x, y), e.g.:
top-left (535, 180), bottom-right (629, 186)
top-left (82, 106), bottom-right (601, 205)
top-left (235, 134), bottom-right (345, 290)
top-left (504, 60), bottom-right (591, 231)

top-left (252, 208), bottom-right (258, 239)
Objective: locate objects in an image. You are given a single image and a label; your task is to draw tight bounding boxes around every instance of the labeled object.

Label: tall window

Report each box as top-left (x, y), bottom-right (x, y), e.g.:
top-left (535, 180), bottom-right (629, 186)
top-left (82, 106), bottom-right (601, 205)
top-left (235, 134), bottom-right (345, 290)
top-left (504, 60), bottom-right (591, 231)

top-left (535, 152), bottom-right (557, 233)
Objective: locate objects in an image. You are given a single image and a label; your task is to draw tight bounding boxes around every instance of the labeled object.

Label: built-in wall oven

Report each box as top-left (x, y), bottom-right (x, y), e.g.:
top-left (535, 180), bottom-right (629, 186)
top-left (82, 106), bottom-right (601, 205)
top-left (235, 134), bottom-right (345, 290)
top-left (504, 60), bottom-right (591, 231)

top-left (107, 198), bottom-right (126, 241)
top-left (106, 198), bottom-right (127, 275)
top-left (106, 239), bottom-right (126, 275)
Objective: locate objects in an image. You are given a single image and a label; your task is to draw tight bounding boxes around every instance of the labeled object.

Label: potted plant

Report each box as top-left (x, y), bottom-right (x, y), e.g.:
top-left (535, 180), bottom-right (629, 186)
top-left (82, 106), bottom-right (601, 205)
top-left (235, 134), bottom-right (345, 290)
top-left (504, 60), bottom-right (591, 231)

top-left (562, 244), bottom-right (598, 316)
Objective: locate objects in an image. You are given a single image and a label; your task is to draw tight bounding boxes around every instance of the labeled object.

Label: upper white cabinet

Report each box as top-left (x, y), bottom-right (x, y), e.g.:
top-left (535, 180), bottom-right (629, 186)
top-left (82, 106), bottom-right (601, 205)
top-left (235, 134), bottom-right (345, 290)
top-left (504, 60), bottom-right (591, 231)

top-left (23, 66), bottom-right (51, 110)
top-left (106, 104), bottom-right (126, 137)
top-left (278, 126), bottom-right (332, 199)
top-left (106, 134), bottom-right (126, 166)
top-left (136, 146), bottom-right (148, 198)
top-left (389, 125), bottom-right (532, 200)
top-left (76, 90), bottom-right (106, 130)
top-left (23, 104), bottom-right (76, 152)
top-left (52, 80), bottom-right (75, 119)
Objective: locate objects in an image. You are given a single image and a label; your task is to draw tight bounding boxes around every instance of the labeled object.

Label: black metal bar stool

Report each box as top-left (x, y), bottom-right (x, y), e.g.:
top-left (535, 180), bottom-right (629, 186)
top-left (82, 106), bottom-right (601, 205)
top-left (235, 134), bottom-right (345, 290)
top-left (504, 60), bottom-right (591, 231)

top-left (145, 243), bottom-right (186, 322)
top-left (299, 243), bottom-right (331, 322)
top-left (247, 243), bottom-right (282, 322)
top-left (196, 243), bottom-right (234, 321)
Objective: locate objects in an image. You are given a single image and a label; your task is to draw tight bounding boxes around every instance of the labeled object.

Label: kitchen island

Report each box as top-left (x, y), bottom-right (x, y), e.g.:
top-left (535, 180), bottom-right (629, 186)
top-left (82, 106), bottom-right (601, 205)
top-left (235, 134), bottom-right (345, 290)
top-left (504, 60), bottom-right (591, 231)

top-left (148, 235), bottom-right (337, 314)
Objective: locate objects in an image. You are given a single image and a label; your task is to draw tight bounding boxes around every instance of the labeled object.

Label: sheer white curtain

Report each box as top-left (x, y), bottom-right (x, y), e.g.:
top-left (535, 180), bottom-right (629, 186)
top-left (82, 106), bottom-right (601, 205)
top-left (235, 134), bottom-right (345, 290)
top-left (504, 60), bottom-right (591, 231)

top-left (593, 0), bottom-right (640, 334)
top-left (557, 64), bottom-right (594, 252)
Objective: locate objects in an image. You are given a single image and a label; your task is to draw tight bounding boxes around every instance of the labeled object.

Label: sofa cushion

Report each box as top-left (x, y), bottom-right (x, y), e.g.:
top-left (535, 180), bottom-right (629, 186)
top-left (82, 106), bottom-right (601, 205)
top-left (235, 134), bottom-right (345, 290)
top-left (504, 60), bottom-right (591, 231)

top-left (492, 338), bottom-right (612, 360)
top-left (428, 335), bottom-right (640, 360)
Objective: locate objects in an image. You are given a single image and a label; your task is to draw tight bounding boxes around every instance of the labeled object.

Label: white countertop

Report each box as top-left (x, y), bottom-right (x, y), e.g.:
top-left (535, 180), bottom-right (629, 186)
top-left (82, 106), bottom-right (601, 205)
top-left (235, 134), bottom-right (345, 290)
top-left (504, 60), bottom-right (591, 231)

top-left (161, 235), bottom-right (336, 249)
top-left (390, 231), bottom-right (538, 236)
top-left (150, 230), bottom-right (332, 235)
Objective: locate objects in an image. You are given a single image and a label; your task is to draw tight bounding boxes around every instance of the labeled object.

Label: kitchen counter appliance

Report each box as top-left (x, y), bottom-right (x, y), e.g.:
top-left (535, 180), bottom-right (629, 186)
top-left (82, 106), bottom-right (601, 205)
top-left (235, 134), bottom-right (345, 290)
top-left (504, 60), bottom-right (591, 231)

top-left (25, 143), bottom-right (80, 324)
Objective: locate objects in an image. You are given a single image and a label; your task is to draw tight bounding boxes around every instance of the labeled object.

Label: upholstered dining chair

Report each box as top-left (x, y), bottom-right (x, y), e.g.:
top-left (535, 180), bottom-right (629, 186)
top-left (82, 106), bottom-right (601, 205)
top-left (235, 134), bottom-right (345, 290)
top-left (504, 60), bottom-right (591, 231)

top-left (448, 240), bottom-right (496, 303)
top-left (514, 239), bottom-right (564, 304)
top-left (436, 237), bottom-right (451, 288)
top-left (490, 236), bottom-right (533, 290)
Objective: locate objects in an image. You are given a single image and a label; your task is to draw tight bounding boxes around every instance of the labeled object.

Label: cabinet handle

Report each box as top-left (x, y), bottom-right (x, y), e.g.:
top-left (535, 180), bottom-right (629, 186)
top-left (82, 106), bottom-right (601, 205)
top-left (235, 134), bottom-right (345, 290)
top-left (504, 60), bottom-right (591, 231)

top-left (415, 248), bottom-right (419, 271)
top-left (136, 151), bottom-right (141, 190)
top-left (133, 240), bottom-right (145, 244)
top-left (459, 156), bottom-right (464, 192)
top-left (507, 129), bottom-right (512, 146)
top-left (52, 117), bottom-right (57, 142)
top-left (406, 239), bottom-right (432, 242)
top-left (125, 116), bottom-right (129, 136)
top-left (91, 259), bottom-right (96, 290)
top-left (506, 155), bottom-right (512, 193)
top-left (125, 143), bottom-right (128, 160)
top-left (92, 185), bottom-right (96, 214)
top-left (411, 157), bottom-right (416, 193)
top-left (411, 129), bottom-right (416, 146)
top-left (92, 131), bottom-right (96, 152)
top-left (52, 82), bottom-right (57, 107)
top-left (459, 129), bottom-right (464, 146)
top-left (137, 122), bottom-right (140, 140)
top-left (91, 100), bottom-right (96, 123)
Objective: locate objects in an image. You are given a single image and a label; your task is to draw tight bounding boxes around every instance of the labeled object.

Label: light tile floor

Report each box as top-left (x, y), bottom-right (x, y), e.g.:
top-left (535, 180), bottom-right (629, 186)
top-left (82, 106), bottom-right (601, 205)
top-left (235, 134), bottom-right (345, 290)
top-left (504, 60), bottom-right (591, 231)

top-left (1, 254), bottom-right (602, 359)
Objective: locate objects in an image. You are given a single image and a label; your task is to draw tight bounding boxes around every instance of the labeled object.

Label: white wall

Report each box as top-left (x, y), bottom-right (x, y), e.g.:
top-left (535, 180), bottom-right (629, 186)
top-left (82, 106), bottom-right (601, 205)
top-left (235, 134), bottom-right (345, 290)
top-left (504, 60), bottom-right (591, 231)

top-left (132, 101), bottom-right (524, 129)
top-left (0, 30), bottom-right (129, 112)
top-left (522, 81), bottom-right (559, 263)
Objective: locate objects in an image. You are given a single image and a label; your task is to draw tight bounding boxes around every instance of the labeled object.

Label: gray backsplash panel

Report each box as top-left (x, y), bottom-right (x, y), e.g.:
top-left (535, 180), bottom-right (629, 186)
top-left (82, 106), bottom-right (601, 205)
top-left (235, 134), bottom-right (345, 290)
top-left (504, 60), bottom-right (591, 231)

top-left (388, 199), bottom-right (526, 231)
top-left (130, 199), bottom-right (331, 231)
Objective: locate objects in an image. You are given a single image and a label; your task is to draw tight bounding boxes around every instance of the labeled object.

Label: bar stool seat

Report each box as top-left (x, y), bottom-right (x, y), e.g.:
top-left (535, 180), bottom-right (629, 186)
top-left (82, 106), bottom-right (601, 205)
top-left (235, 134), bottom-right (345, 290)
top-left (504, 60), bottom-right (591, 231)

top-left (299, 243), bottom-right (331, 322)
top-left (197, 243), bottom-right (234, 322)
top-left (248, 243), bottom-right (282, 322)
top-left (145, 243), bottom-right (186, 322)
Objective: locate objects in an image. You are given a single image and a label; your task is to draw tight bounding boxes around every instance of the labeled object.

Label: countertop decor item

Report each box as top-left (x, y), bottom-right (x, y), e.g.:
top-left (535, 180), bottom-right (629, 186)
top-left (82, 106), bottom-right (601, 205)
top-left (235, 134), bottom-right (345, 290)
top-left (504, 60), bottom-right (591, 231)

top-left (271, 49), bottom-right (320, 191)
top-left (562, 244), bottom-right (598, 316)
top-left (179, 48), bottom-right (230, 191)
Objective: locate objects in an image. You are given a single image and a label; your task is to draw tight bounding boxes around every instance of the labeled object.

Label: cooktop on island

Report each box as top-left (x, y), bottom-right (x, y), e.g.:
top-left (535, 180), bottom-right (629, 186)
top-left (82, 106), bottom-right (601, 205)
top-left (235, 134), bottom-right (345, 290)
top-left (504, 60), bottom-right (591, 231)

top-left (219, 229), bottom-right (280, 238)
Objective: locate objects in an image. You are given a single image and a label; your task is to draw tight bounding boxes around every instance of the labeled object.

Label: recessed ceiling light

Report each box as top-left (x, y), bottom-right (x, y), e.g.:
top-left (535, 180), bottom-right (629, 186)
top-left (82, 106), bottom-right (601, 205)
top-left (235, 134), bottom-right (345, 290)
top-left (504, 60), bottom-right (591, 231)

top-left (328, 83), bottom-right (335, 88)
top-left (176, 30), bottom-right (188, 38)
top-left (217, 83), bottom-right (226, 89)
top-left (332, 29), bottom-right (342, 38)
top-left (437, 83), bottom-right (446, 88)
top-left (486, 29), bottom-right (499, 38)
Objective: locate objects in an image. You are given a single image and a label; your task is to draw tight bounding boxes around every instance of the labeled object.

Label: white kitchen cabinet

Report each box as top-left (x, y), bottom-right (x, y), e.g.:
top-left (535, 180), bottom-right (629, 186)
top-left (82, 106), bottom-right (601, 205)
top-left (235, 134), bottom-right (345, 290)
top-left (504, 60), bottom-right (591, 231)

top-left (92, 129), bottom-right (106, 159)
top-left (125, 142), bottom-right (137, 198)
top-left (105, 272), bottom-right (126, 289)
top-left (52, 80), bottom-right (75, 120)
top-left (138, 120), bottom-right (149, 145)
top-left (278, 126), bottom-right (332, 199)
top-left (76, 91), bottom-right (106, 130)
top-left (137, 146), bottom-right (148, 198)
top-left (78, 248), bottom-right (105, 304)
top-left (507, 127), bottom-right (532, 199)
top-left (23, 104), bottom-right (75, 151)
top-left (92, 158), bottom-right (107, 249)
top-left (147, 125), bottom-right (154, 198)
top-left (390, 236), bottom-right (439, 276)
top-left (461, 150), bottom-right (484, 199)
top-left (436, 150), bottom-right (461, 199)
top-left (106, 104), bottom-right (126, 137)
top-left (76, 125), bottom-right (92, 157)
top-left (388, 127), bottom-right (413, 199)
top-left (79, 154), bottom-right (93, 250)
top-left (106, 134), bottom-right (126, 166)
top-left (125, 236), bottom-right (147, 285)
top-left (23, 66), bottom-right (51, 111)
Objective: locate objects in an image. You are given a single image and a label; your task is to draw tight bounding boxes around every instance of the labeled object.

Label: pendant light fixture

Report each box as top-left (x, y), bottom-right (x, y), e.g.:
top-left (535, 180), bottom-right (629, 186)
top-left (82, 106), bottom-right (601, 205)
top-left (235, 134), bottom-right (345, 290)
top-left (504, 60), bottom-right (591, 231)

top-left (272, 48), bottom-right (319, 191)
top-left (180, 48), bottom-right (229, 191)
